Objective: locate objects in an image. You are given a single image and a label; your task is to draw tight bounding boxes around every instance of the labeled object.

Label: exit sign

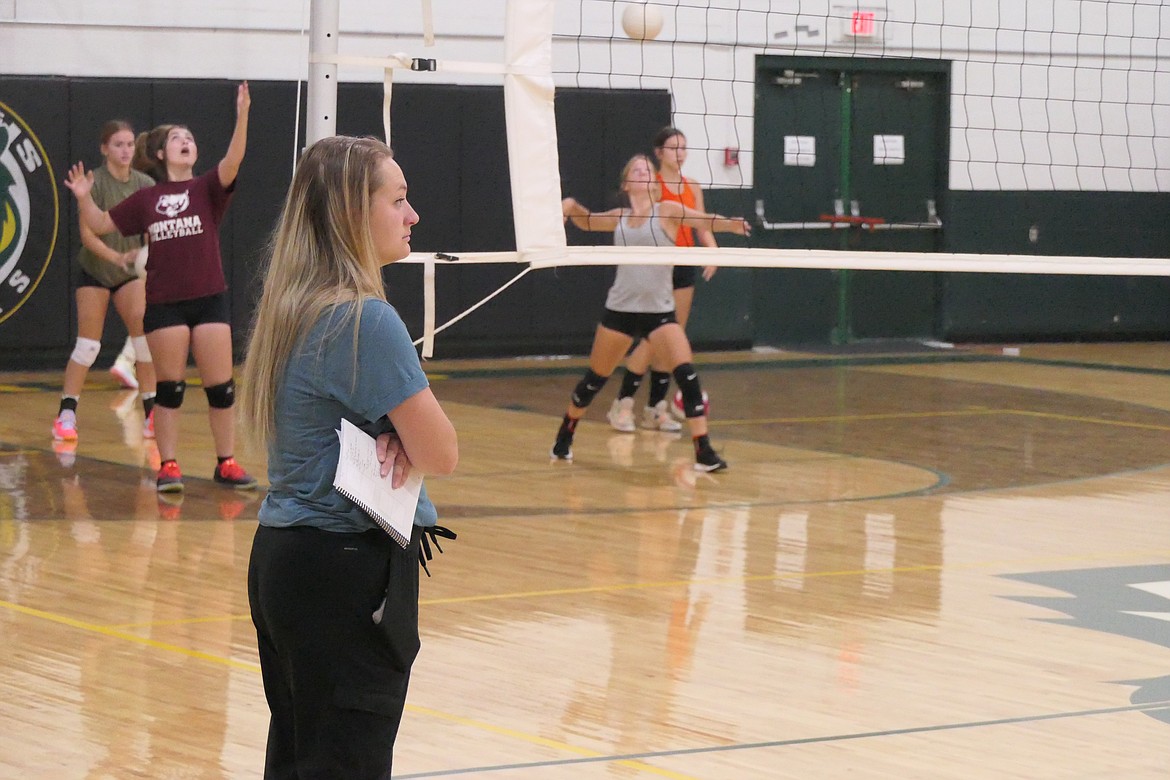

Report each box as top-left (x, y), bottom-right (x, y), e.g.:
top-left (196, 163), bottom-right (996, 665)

top-left (851, 11), bottom-right (876, 36)
top-left (831, 5), bottom-right (884, 45)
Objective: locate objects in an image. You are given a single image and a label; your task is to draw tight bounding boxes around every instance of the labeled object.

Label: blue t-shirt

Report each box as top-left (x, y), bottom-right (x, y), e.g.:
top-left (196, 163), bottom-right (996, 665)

top-left (258, 298), bottom-right (438, 533)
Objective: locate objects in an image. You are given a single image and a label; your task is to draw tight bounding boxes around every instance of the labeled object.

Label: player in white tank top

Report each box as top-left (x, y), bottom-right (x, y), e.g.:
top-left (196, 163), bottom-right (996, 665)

top-left (551, 154), bottom-right (751, 472)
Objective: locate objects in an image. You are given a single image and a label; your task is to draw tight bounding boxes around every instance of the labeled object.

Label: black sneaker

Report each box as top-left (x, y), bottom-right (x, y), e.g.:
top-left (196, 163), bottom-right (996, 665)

top-left (694, 447), bottom-right (727, 473)
top-left (551, 430), bottom-right (574, 461)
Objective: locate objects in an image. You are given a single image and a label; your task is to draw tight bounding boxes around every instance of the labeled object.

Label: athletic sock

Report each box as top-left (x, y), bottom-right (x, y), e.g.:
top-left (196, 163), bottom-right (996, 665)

top-left (558, 414), bottom-right (578, 437)
top-left (692, 434), bottom-right (713, 457)
top-left (647, 371), bottom-right (672, 406)
top-left (617, 370), bottom-right (644, 400)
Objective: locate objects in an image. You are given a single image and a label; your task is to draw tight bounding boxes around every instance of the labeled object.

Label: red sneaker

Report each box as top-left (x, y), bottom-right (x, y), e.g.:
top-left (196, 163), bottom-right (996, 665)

top-left (218, 498), bottom-right (247, 521)
top-left (157, 493), bottom-right (183, 520)
top-left (214, 457), bottom-right (258, 490)
top-left (156, 460), bottom-right (183, 493)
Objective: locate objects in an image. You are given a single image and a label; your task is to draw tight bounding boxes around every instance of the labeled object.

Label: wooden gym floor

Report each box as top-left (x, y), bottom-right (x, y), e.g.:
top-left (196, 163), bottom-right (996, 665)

top-left (1, 342), bottom-right (1168, 778)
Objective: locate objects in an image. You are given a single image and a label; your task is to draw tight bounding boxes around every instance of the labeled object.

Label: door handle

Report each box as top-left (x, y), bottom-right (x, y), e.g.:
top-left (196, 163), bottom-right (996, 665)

top-left (754, 199), bottom-right (836, 230)
top-left (862, 199), bottom-right (943, 230)
top-left (754, 198), bottom-right (943, 231)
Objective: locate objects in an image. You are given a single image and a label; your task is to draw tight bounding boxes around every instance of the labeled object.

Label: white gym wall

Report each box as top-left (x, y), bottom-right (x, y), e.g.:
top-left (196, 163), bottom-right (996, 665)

top-left (2, 0), bottom-right (1167, 192)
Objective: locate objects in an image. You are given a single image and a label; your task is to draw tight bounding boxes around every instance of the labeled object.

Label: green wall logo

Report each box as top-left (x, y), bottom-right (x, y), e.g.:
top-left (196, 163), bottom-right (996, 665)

top-left (0, 101), bottom-right (58, 326)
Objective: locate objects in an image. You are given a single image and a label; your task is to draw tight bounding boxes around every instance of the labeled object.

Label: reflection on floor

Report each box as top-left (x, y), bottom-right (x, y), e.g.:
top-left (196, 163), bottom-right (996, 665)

top-left (2, 343), bottom-right (1169, 778)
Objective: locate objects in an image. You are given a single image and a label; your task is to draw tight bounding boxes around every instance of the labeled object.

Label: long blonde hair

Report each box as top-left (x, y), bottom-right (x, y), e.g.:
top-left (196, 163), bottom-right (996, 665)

top-left (240, 135), bottom-right (395, 450)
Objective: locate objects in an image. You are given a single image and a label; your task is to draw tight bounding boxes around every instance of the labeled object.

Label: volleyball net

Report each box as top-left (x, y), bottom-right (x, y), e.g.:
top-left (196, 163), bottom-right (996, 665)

top-left (311, 0), bottom-right (1170, 354)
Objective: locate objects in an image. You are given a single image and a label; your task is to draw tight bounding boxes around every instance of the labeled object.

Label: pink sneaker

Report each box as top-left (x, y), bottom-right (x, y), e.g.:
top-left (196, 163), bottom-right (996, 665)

top-left (52, 410), bottom-right (78, 442)
top-left (143, 409), bottom-right (155, 439)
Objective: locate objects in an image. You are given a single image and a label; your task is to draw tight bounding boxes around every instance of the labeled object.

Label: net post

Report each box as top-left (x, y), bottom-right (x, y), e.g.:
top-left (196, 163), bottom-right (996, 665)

top-left (307, 0), bottom-right (340, 145)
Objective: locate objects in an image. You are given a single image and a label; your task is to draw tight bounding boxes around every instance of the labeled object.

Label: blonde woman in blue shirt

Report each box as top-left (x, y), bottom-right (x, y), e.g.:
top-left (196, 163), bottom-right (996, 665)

top-left (240, 136), bottom-right (457, 779)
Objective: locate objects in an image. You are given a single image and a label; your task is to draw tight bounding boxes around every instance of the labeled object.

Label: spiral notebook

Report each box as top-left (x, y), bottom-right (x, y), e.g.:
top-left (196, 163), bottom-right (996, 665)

top-left (333, 418), bottom-right (422, 549)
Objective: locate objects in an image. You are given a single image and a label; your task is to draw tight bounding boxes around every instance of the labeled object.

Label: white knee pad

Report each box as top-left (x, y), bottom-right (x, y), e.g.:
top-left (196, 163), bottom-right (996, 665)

top-left (70, 337), bottom-right (101, 367)
top-left (131, 335), bottom-right (152, 364)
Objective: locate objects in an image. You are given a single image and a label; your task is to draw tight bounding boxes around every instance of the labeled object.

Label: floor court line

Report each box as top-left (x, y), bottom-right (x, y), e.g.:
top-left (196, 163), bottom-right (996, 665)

top-left (0, 598), bottom-right (261, 672)
top-left (7, 590), bottom-right (1166, 780)
top-left (8, 549), bottom-right (1168, 632)
top-left (396, 699), bottom-right (1170, 778)
top-left (712, 408), bottom-right (1170, 432)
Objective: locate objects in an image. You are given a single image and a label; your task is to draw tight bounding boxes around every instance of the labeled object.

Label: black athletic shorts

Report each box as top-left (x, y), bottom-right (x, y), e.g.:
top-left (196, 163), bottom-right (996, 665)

top-left (600, 309), bottom-right (677, 339)
top-left (143, 291), bottom-right (230, 333)
top-left (77, 267), bottom-right (136, 294)
top-left (672, 265), bottom-right (698, 290)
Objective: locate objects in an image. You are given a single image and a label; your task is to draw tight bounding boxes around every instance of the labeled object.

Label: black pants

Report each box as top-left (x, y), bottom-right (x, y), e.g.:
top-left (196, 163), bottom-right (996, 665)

top-left (248, 523), bottom-right (421, 779)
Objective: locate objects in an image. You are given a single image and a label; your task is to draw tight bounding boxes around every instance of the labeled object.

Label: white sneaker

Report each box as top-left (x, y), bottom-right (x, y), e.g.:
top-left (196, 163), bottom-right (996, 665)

top-left (606, 397), bottom-right (636, 432)
top-left (110, 353), bottom-right (138, 390)
top-left (642, 401), bottom-right (682, 432)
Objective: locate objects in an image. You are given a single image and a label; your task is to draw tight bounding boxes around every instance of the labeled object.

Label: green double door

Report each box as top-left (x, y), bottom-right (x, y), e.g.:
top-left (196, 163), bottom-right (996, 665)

top-left (751, 56), bottom-right (950, 344)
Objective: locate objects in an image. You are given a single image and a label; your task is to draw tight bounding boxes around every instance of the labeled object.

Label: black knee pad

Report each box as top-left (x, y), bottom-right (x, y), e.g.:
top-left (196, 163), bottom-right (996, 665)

top-left (672, 363), bottom-right (705, 418)
top-left (204, 379), bottom-right (236, 409)
top-left (570, 369), bottom-right (609, 408)
top-left (155, 380), bottom-right (187, 409)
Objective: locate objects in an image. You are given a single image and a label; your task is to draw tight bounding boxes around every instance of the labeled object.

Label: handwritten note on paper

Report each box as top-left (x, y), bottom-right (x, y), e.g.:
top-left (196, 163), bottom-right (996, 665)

top-left (333, 418), bottom-right (422, 548)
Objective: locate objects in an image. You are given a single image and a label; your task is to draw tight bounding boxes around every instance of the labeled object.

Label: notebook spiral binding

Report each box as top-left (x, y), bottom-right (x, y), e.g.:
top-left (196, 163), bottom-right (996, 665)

top-left (335, 484), bottom-right (410, 549)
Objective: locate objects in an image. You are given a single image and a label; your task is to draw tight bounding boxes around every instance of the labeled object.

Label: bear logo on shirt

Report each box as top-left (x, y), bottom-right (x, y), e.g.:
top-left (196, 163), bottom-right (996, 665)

top-left (155, 191), bottom-right (190, 218)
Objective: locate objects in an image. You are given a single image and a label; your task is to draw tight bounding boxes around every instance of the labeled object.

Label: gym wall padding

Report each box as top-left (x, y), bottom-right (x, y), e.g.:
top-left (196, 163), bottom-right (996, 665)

top-left (941, 191), bottom-right (1170, 341)
top-left (695, 188), bottom-right (1170, 348)
top-left (0, 77), bottom-right (670, 366)
top-left (1, 75), bottom-right (1166, 368)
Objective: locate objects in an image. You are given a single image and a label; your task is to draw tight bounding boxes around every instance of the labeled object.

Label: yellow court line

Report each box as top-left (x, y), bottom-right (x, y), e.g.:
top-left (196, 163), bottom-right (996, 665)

top-left (0, 599), bottom-right (260, 671)
top-left (711, 408), bottom-right (992, 426)
top-left (418, 547), bottom-right (1170, 606)
top-left (998, 408), bottom-right (1170, 432)
top-left (5, 548), bottom-right (1169, 779)
top-left (1, 602), bottom-right (696, 779)
top-left (80, 547), bottom-right (1170, 627)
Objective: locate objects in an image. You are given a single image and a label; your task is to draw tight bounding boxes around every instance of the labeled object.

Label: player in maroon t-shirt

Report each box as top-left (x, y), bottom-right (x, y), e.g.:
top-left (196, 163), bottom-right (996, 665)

top-left (64, 82), bottom-right (257, 494)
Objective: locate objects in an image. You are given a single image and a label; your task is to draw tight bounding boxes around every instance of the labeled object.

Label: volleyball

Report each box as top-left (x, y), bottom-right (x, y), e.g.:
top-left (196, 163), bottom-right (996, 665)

top-left (622, 3), bottom-right (663, 41)
top-left (132, 246), bottom-right (149, 278)
top-left (672, 390), bottom-right (710, 420)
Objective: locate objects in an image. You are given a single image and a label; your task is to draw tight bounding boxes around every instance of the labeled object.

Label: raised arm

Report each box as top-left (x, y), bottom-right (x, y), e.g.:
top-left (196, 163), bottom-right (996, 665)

top-left (63, 163), bottom-right (118, 236)
top-left (562, 197), bottom-right (623, 233)
top-left (387, 389), bottom-right (459, 477)
top-left (218, 81), bottom-right (251, 188)
top-left (658, 200), bottom-right (751, 238)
